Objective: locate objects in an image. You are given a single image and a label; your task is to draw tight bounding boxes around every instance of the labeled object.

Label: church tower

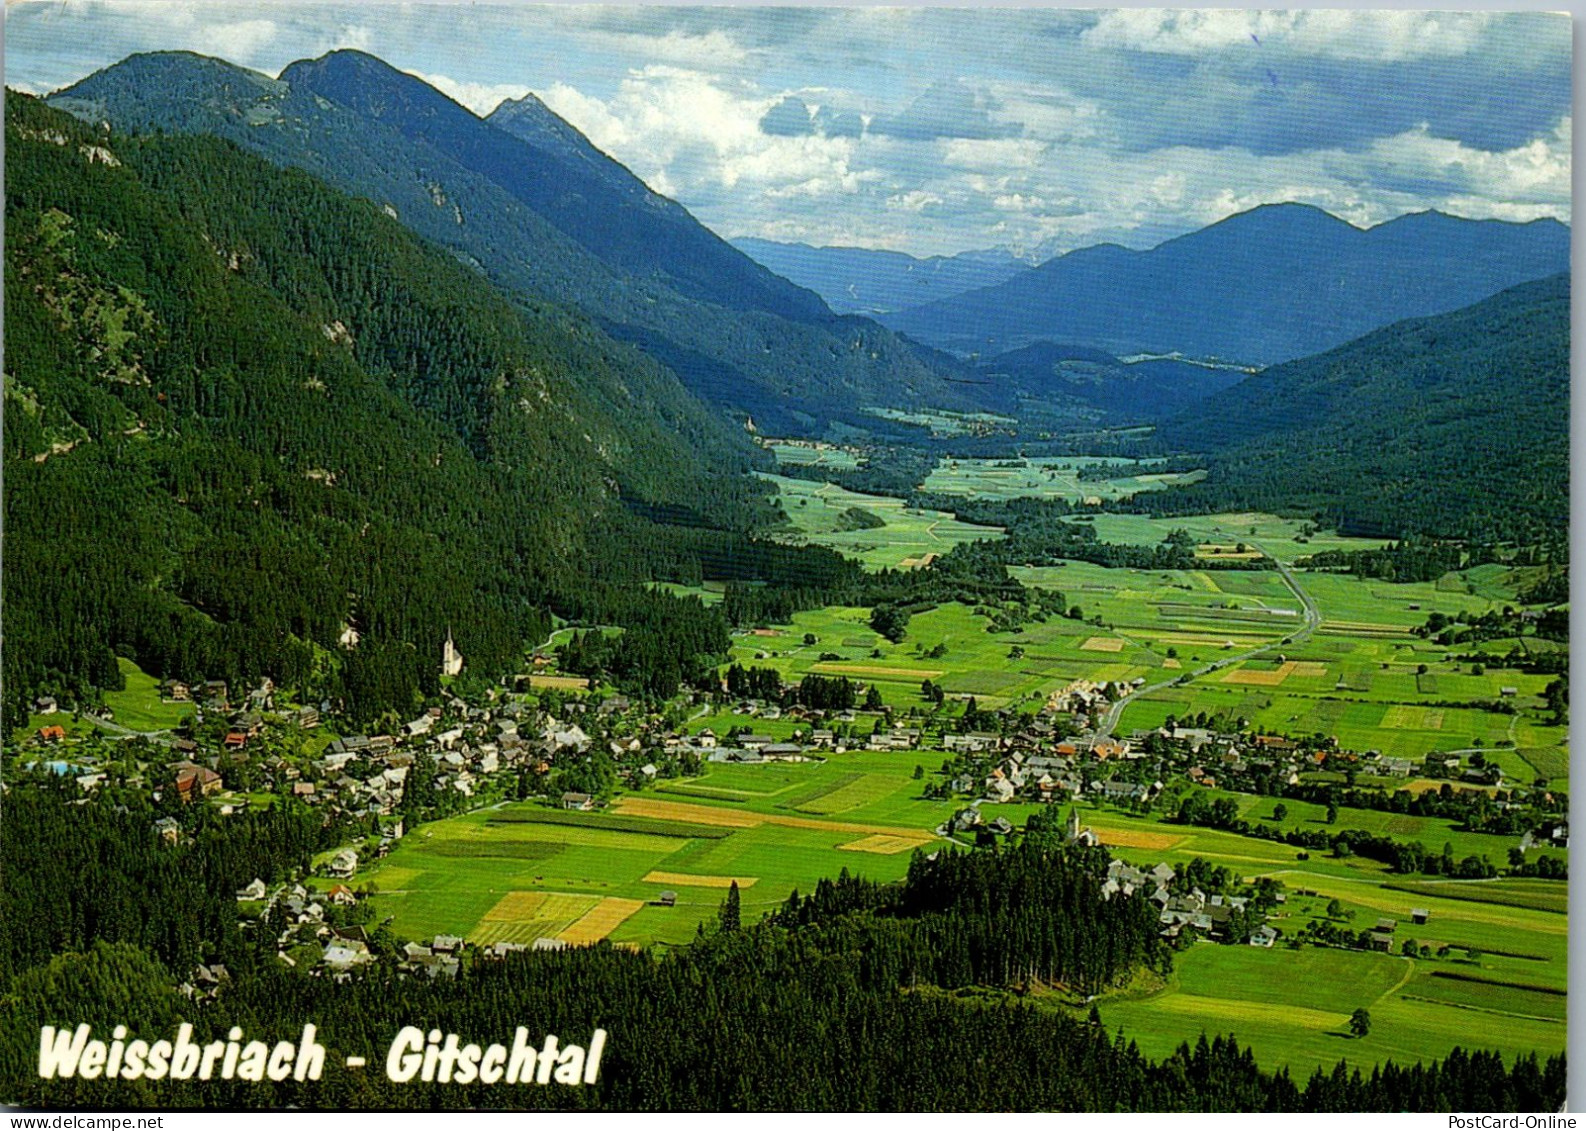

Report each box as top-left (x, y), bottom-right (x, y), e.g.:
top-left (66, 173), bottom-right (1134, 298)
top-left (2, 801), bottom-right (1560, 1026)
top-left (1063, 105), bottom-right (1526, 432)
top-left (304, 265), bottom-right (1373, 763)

top-left (441, 628), bottom-right (463, 677)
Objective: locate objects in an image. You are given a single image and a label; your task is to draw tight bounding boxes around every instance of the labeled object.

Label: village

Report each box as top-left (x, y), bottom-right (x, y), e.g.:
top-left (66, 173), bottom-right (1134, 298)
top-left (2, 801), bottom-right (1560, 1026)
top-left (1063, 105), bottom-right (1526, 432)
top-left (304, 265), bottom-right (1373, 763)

top-left (12, 631), bottom-right (1567, 986)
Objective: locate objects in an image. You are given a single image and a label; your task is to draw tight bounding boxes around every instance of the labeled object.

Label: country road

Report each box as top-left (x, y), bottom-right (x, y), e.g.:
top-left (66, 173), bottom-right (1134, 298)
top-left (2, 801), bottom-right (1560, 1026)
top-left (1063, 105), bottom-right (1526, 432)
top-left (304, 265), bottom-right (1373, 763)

top-left (1091, 542), bottom-right (1322, 739)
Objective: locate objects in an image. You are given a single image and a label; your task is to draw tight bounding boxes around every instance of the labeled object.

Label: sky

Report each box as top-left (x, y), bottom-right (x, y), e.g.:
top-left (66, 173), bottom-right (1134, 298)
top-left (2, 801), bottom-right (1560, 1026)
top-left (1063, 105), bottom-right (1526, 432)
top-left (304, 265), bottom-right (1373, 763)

top-left (4, 3), bottom-right (1573, 259)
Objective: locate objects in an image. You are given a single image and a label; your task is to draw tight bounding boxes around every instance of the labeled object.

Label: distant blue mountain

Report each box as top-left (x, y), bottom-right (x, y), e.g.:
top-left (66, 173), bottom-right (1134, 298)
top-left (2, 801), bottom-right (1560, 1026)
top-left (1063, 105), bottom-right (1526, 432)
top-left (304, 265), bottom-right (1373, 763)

top-left (731, 238), bottom-right (1031, 315)
top-left (882, 203), bottom-right (1570, 365)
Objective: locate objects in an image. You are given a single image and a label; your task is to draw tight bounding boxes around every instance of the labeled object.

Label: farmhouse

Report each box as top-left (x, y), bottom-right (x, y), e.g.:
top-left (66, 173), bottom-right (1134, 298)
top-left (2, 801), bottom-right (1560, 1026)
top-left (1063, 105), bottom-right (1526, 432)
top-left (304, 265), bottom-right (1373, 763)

top-left (173, 763), bottom-right (223, 801)
top-left (562, 792), bottom-right (595, 811)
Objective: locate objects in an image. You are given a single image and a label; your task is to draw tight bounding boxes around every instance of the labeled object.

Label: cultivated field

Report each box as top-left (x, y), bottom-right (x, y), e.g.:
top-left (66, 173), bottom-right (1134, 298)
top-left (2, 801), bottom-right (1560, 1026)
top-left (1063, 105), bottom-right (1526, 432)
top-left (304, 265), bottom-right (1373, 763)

top-left (1091, 935), bottom-right (1564, 1075)
top-left (721, 601), bottom-right (1169, 712)
top-left (361, 787), bottom-right (949, 947)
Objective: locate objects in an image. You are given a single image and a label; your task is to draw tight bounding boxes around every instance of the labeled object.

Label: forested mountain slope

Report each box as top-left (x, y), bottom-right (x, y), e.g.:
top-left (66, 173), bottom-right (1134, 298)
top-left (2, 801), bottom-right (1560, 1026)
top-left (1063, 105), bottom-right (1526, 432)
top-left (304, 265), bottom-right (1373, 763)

top-left (884, 203), bottom-right (1569, 365)
top-left (1131, 274), bottom-right (1570, 541)
top-left (2, 94), bottom-right (790, 727)
top-left (51, 51), bottom-right (969, 432)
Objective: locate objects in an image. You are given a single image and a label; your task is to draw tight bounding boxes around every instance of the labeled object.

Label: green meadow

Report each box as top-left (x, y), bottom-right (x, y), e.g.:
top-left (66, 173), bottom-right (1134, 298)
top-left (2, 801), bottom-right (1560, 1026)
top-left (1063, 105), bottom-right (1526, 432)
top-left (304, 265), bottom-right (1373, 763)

top-left (765, 440), bottom-right (862, 470)
top-left (372, 488), bottom-right (1565, 1076)
top-left (921, 456), bottom-right (1204, 503)
top-left (764, 472), bottom-right (1002, 569)
top-left (101, 657), bottom-right (196, 732)
top-left (361, 787), bottom-right (942, 949)
top-left (1077, 511), bottom-right (1390, 563)
top-left (723, 601), bottom-right (1169, 711)
top-left (1090, 938), bottom-right (1564, 1075)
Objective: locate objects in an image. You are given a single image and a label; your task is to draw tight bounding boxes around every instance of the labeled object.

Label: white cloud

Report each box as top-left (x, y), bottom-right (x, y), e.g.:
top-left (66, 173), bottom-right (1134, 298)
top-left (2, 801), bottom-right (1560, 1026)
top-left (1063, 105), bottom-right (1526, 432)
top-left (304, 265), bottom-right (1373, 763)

top-left (886, 190), bottom-right (943, 214)
top-left (408, 70), bottom-right (533, 117)
top-left (939, 137), bottom-right (1048, 172)
top-left (579, 29), bottom-right (749, 71)
top-left (312, 23), bottom-right (375, 58)
top-left (1082, 10), bottom-right (1498, 63)
top-left (541, 70), bottom-right (863, 207)
top-left (1357, 117), bottom-right (1571, 208)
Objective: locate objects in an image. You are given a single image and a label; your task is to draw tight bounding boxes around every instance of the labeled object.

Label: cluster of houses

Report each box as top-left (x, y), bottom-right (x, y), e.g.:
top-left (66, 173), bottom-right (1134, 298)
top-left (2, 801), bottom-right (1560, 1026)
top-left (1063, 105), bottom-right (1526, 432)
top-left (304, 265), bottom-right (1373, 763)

top-left (1135, 722), bottom-right (1509, 791)
top-left (1081, 816), bottom-right (1281, 946)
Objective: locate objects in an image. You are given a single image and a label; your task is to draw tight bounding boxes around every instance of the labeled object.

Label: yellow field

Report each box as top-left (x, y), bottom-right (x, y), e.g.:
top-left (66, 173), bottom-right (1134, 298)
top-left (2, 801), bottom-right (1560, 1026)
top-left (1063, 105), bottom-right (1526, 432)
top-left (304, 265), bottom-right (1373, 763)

top-left (898, 552), bottom-right (939, 569)
top-left (471, 891), bottom-right (599, 945)
top-left (1197, 546), bottom-right (1264, 560)
top-left (612, 798), bottom-right (761, 827)
top-left (1080, 637), bottom-right (1127, 652)
top-left (1089, 826), bottom-right (1187, 850)
top-left (559, 897), bottom-right (645, 945)
top-left (1382, 705), bottom-right (1445, 730)
top-left (839, 833), bottom-right (934, 855)
top-left (1290, 661), bottom-right (1328, 677)
top-left (642, 871), bottom-right (759, 889)
top-left (811, 663), bottom-right (947, 679)
top-left (1320, 620), bottom-right (1411, 637)
top-left (1222, 661), bottom-right (1296, 686)
top-left (481, 890), bottom-right (549, 921)
top-left (1190, 572), bottom-right (1221, 592)
top-left (525, 674), bottom-right (591, 690)
top-left (1148, 631), bottom-right (1268, 646)
top-left (1161, 659), bottom-right (1182, 670)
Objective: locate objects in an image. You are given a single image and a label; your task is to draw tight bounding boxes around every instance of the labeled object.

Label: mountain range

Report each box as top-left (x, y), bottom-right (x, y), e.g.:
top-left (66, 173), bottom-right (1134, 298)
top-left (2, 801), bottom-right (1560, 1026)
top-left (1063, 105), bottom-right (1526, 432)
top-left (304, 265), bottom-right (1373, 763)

top-left (881, 203), bottom-right (1570, 365)
top-left (730, 238), bottom-right (1031, 316)
top-left (47, 51), bottom-right (1571, 433)
top-left (49, 50), bottom-right (969, 434)
top-left (4, 45), bottom-right (1572, 726)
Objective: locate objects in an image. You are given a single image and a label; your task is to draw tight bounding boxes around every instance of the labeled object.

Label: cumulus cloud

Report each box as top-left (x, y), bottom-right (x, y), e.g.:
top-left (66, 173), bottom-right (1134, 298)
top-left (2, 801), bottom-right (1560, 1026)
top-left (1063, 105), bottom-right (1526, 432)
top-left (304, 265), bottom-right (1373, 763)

top-left (541, 68), bottom-right (863, 208)
top-left (408, 71), bottom-right (533, 117)
top-left (870, 80), bottom-right (1022, 141)
top-left (887, 190), bottom-right (944, 214)
top-left (1357, 117), bottom-right (1571, 208)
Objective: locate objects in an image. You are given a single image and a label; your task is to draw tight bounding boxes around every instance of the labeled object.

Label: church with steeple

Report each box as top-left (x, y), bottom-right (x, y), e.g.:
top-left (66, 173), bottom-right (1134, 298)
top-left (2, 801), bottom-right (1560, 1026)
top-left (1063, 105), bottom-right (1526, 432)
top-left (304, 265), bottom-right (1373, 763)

top-left (441, 628), bottom-right (463, 677)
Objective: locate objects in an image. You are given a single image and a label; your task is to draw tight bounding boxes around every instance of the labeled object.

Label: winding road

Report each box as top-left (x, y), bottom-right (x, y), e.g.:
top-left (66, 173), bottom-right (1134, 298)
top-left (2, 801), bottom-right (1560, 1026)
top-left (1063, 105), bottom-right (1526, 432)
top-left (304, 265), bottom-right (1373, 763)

top-left (1091, 541), bottom-right (1322, 739)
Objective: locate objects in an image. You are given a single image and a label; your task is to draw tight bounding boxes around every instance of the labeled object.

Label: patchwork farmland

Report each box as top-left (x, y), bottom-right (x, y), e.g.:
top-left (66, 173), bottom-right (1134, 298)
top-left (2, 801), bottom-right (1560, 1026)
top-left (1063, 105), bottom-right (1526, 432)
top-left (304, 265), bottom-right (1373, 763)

top-left (352, 495), bottom-right (1563, 1078)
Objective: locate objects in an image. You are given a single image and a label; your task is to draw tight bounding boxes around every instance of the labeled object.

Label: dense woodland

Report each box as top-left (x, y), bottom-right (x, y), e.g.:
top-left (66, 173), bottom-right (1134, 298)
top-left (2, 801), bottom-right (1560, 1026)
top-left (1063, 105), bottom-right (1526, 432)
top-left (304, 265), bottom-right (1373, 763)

top-left (1, 95), bottom-right (851, 728)
top-left (1134, 274), bottom-right (1570, 543)
top-left (0, 780), bottom-right (1564, 1111)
